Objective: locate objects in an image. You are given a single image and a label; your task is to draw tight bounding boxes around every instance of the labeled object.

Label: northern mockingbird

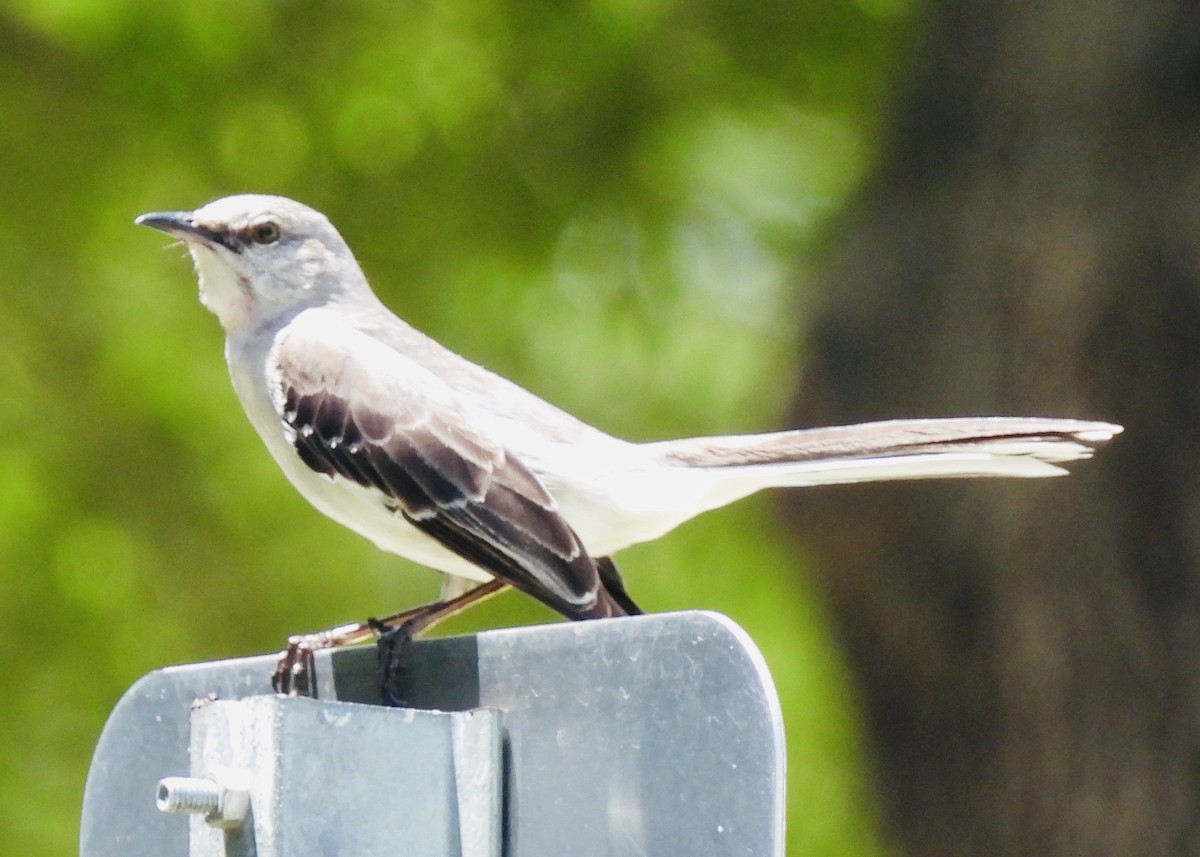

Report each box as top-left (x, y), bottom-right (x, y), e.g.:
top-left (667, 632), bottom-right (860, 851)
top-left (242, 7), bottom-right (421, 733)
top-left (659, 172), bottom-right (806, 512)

top-left (136, 194), bottom-right (1121, 693)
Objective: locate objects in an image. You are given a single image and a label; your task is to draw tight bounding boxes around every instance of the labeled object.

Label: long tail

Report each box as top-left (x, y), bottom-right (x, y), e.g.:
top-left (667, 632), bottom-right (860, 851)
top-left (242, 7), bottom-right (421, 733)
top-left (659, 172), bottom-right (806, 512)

top-left (646, 417), bottom-right (1121, 486)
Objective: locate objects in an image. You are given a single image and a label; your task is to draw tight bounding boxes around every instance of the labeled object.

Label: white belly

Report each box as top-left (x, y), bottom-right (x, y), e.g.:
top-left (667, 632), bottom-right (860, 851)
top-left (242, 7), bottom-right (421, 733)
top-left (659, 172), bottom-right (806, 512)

top-left (283, 456), bottom-right (496, 583)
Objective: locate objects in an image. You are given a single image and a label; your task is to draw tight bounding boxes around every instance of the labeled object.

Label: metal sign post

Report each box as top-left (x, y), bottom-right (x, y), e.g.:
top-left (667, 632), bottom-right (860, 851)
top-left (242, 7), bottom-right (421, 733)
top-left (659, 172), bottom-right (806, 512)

top-left (80, 611), bottom-right (786, 856)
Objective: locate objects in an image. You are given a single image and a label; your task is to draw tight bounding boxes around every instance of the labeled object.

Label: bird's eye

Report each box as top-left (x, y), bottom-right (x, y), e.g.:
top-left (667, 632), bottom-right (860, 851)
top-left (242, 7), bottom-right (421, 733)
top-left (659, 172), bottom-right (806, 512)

top-left (250, 222), bottom-right (281, 245)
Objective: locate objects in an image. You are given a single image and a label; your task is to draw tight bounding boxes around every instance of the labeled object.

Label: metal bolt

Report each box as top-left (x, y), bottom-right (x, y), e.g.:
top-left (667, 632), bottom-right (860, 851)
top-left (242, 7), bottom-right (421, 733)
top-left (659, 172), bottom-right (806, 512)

top-left (157, 776), bottom-right (221, 814)
top-left (155, 770), bottom-right (251, 829)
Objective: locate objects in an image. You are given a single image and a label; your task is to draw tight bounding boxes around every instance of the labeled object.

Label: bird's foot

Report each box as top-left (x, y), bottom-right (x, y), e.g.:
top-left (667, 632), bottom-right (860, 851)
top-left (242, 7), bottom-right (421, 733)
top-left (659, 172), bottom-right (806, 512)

top-left (270, 580), bottom-right (507, 701)
top-left (370, 618), bottom-right (417, 707)
top-left (272, 635), bottom-right (318, 696)
top-left (271, 622), bottom-right (369, 696)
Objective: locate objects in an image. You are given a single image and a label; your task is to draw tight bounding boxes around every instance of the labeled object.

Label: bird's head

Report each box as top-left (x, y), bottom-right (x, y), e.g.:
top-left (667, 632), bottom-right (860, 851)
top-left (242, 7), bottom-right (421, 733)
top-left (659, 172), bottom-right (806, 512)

top-left (136, 194), bottom-right (369, 333)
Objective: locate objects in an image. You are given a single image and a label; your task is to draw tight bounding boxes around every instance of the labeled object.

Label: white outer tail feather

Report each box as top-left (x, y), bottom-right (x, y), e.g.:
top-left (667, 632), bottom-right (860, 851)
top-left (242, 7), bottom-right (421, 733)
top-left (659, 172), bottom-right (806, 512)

top-left (581, 418), bottom-right (1122, 553)
top-left (659, 417), bottom-right (1122, 491)
top-left (759, 450), bottom-right (1072, 487)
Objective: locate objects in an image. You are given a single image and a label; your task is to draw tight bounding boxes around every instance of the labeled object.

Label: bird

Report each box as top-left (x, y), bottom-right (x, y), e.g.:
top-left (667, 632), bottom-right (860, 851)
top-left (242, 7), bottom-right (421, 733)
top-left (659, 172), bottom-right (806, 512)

top-left (135, 194), bottom-right (1121, 694)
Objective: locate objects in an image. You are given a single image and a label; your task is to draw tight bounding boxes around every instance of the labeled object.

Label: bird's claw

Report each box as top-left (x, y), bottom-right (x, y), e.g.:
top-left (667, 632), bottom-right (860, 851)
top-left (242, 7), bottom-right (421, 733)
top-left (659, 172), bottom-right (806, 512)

top-left (272, 635), bottom-right (318, 697)
top-left (371, 618), bottom-right (417, 707)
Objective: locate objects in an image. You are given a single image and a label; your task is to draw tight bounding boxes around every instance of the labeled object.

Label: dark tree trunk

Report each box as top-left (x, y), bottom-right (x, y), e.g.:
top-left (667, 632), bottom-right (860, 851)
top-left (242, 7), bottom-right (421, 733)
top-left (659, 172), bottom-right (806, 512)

top-left (786, 1), bottom-right (1200, 855)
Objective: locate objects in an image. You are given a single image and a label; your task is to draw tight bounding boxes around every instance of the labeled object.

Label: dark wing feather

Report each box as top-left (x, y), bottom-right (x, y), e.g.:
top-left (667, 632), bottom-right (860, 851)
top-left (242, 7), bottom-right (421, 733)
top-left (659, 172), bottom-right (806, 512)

top-left (271, 322), bottom-right (625, 620)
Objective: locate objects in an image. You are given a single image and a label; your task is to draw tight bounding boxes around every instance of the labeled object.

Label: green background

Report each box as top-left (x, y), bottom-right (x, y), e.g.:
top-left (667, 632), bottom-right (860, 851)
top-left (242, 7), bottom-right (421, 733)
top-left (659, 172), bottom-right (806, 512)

top-left (0, 1), bottom-right (913, 853)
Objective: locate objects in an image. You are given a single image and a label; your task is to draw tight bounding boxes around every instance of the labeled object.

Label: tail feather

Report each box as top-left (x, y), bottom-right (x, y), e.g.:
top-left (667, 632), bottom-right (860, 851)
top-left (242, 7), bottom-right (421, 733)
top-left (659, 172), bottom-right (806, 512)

top-left (575, 417), bottom-right (1120, 556)
top-left (647, 417), bottom-right (1121, 482)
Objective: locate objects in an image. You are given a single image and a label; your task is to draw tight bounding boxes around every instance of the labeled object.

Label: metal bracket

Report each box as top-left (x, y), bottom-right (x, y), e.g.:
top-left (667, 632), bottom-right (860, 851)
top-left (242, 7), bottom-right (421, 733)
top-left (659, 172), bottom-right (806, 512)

top-left (80, 610), bottom-right (785, 856)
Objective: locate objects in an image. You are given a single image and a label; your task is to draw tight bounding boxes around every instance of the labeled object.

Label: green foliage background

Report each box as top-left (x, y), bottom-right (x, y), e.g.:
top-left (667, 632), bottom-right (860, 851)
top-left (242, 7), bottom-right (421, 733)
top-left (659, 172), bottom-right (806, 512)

top-left (1, 1), bottom-right (911, 853)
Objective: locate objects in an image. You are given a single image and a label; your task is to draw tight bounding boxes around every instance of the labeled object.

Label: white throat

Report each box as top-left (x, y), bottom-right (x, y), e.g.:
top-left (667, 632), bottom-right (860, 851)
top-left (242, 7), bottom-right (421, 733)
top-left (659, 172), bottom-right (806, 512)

top-left (191, 246), bottom-right (255, 332)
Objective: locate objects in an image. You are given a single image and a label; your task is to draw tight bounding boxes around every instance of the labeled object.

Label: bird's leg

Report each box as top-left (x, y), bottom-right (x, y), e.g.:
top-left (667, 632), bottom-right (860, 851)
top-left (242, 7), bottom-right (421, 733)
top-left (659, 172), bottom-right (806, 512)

top-left (271, 579), bottom-right (508, 697)
top-left (372, 579), bottom-right (508, 706)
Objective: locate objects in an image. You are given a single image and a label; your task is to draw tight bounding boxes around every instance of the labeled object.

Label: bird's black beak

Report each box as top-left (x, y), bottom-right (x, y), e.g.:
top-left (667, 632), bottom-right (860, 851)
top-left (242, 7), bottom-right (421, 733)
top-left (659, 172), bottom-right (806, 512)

top-left (135, 210), bottom-right (199, 237)
top-left (135, 211), bottom-right (240, 253)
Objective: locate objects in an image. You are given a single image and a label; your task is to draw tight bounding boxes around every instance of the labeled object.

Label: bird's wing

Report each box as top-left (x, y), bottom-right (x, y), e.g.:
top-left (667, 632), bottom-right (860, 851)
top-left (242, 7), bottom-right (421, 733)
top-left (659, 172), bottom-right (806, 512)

top-left (266, 313), bottom-right (610, 619)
